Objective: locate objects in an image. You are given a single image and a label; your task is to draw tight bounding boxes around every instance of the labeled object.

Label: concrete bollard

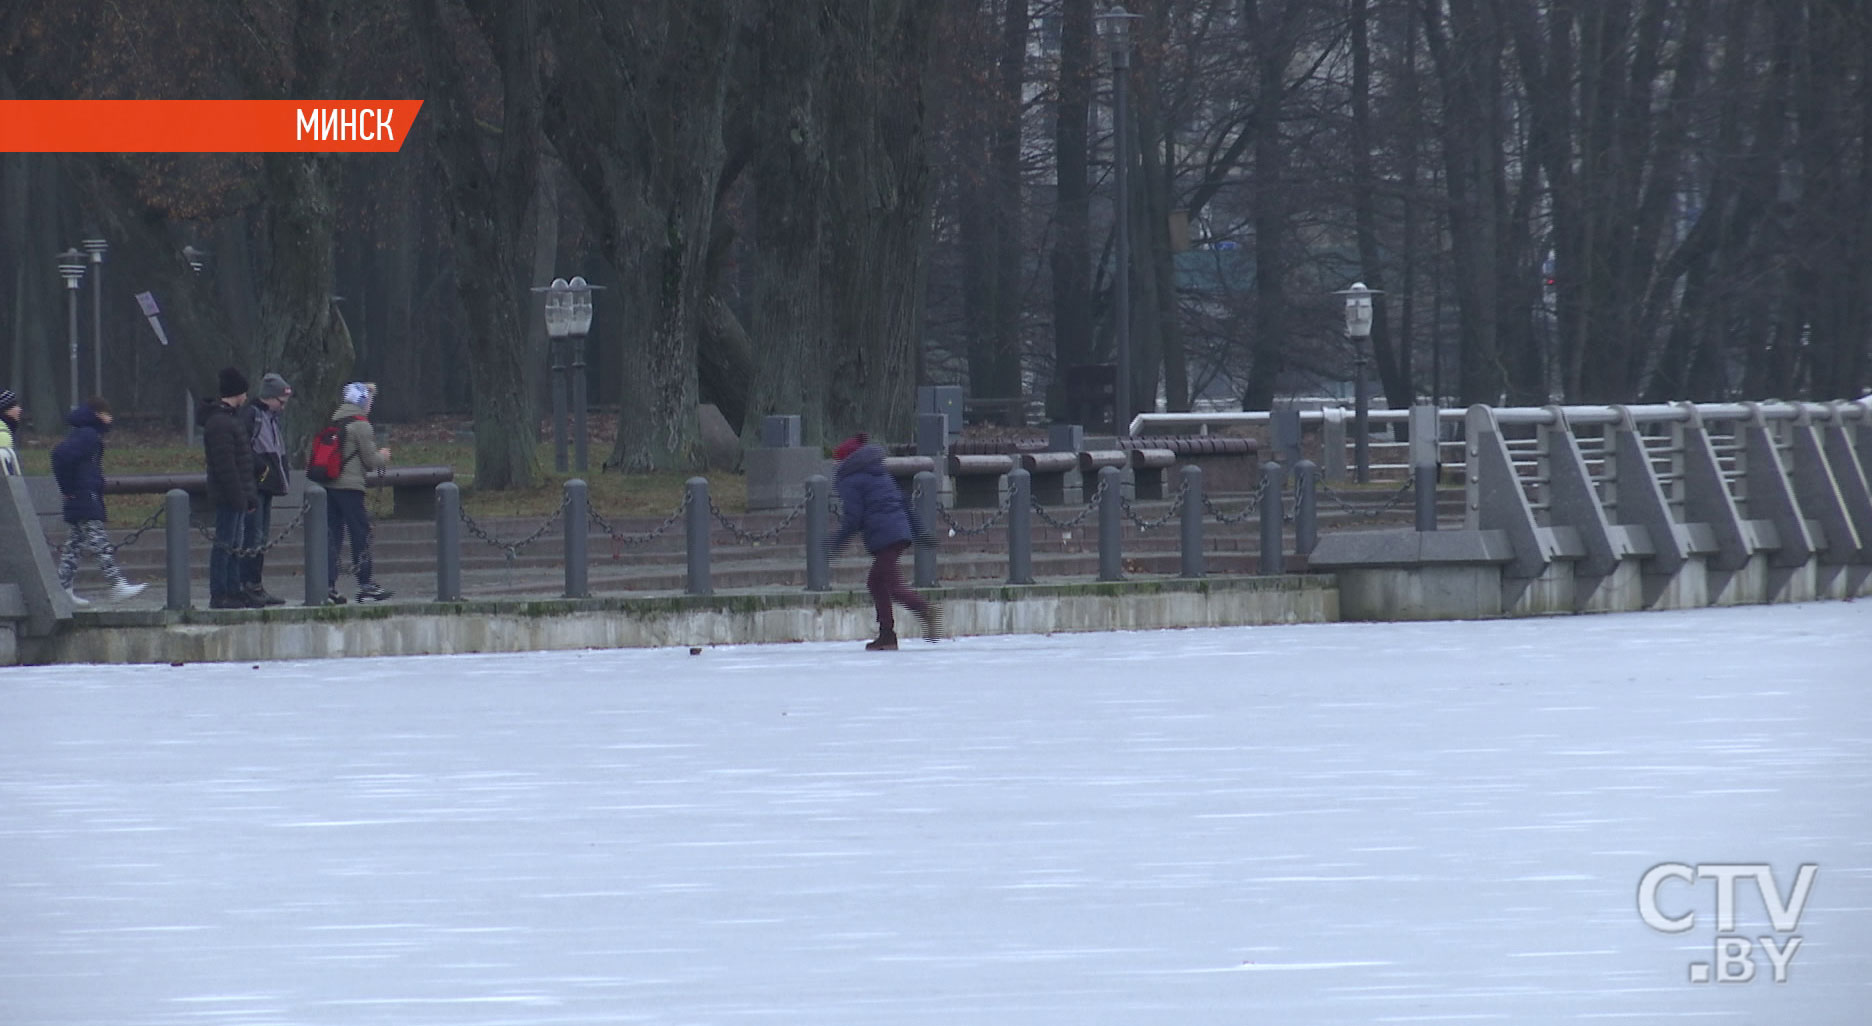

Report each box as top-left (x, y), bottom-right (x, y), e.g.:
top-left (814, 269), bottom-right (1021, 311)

top-left (685, 477), bottom-right (712, 596)
top-left (1098, 465), bottom-right (1123, 581)
top-left (1007, 468), bottom-right (1034, 585)
top-left (805, 474), bottom-right (830, 592)
top-left (913, 470), bottom-right (938, 588)
top-left (1411, 401), bottom-right (1440, 532)
top-left (1180, 464), bottom-right (1204, 578)
top-left (564, 479), bottom-right (588, 599)
top-left (302, 484), bottom-right (328, 606)
top-left (436, 482), bottom-right (462, 601)
top-left (1293, 459), bottom-right (1319, 556)
top-left (164, 488), bottom-right (190, 611)
top-left (1415, 463), bottom-right (1439, 532)
top-left (1259, 460), bottom-right (1286, 575)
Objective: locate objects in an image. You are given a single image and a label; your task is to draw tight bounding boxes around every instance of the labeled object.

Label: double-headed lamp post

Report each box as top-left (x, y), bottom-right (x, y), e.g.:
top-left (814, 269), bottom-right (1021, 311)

top-left (1097, 5), bottom-right (1141, 428)
top-left (56, 249), bottom-right (88, 409)
top-left (1335, 282), bottom-right (1382, 483)
top-left (83, 238), bottom-right (107, 399)
top-left (535, 276), bottom-right (600, 472)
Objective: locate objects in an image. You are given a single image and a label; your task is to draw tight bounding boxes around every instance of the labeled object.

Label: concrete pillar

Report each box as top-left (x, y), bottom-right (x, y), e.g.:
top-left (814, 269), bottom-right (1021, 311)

top-left (1098, 466), bottom-right (1123, 581)
top-left (1294, 460), bottom-right (1319, 556)
top-left (165, 488), bottom-right (191, 611)
top-left (685, 478), bottom-right (712, 596)
top-left (913, 471), bottom-right (939, 588)
top-left (805, 474), bottom-right (830, 592)
top-left (436, 482), bottom-right (462, 601)
top-left (1259, 461), bottom-right (1285, 574)
top-left (302, 484), bottom-right (327, 606)
top-left (1180, 464), bottom-right (1204, 578)
top-left (1007, 468), bottom-right (1034, 585)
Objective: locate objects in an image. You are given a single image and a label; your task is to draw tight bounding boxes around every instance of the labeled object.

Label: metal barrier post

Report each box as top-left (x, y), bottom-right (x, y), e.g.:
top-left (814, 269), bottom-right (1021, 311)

top-left (164, 488), bottom-right (190, 611)
top-left (685, 477), bottom-right (712, 596)
top-left (1411, 401), bottom-right (1439, 531)
top-left (805, 474), bottom-right (830, 592)
top-left (1180, 464), bottom-right (1204, 578)
top-left (1007, 468), bottom-right (1034, 585)
top-left (302, 484), bottom-right (328, 606)
top-left (913, 470), bottom-right (938, 588)
top-left (564, 479), bottom-right (588, 598)
top-left (1259, 460), bottom-right (1286, 574)
top-left (436, 482), bottom-right (462, 601)
top-left (1294, 459), bottom-right (1318, 556)
top-left (1098, 465), bottom-right (1123, 581)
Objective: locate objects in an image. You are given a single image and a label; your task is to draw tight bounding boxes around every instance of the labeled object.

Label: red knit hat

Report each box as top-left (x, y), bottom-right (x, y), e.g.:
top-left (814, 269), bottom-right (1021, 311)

top-left (833, 433), bottom-right (868, 461)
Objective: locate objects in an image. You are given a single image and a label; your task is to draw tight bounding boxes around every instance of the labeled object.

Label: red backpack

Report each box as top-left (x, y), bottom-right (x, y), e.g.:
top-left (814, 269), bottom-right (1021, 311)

top-left (305, 416), bottom-right (360, 483)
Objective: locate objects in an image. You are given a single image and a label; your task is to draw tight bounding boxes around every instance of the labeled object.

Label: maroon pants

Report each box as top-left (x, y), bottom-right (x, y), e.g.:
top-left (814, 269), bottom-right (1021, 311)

top-left (867, 540), bottom-right (926, 632)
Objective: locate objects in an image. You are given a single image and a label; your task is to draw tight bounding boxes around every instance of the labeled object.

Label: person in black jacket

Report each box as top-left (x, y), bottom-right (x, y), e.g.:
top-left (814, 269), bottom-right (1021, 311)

top-left (49, 397), bottom-right (145, 605)
top-left (201, 367), bottom-right (259, 608)
top-left (237, 372), bottom-right (292, 606)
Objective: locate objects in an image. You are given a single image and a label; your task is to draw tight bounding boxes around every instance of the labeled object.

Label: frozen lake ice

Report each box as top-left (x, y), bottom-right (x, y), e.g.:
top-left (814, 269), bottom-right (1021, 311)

top-left (3, 602), bottom-right (1869, 1025)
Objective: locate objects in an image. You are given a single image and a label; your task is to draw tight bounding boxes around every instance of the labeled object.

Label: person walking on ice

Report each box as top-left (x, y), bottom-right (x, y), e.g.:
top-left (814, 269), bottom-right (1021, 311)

top-left (830, 433), bottom-right (943, 650)
top-left (49, 396), bottom-right (146, 605)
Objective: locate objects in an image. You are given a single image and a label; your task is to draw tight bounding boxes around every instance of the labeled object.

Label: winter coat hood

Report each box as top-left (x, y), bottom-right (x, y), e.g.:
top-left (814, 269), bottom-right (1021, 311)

top-left (832, 443), bottom-right (919, 554)
top-left (67, 405), bottom-right (110, 433)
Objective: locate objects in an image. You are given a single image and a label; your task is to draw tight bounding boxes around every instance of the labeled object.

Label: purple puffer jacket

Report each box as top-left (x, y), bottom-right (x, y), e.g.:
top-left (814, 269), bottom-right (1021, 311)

top-left (833, 443), bottom-right (923, 554)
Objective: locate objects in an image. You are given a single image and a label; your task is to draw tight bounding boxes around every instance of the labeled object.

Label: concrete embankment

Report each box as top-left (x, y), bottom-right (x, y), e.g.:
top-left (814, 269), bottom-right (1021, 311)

top-left (28, 575), bottom-right (1339, 665)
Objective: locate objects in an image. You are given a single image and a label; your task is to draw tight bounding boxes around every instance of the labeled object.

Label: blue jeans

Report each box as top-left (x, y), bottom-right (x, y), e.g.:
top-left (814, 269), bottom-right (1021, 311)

top-left (240, 492), bottom-right (274, 588)
top-left (211, 505), bottom-right (250, 600)
top-left (327, 489), bottom-right (374, 590)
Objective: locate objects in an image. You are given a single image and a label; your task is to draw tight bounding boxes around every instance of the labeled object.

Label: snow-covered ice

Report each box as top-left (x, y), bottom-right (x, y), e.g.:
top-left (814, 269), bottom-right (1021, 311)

top-left (3, 602), bottom-right (1869, 1025)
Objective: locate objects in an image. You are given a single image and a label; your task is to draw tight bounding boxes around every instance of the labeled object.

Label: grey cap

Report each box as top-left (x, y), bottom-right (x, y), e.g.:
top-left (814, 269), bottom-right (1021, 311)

top-left (258, 373), bottom-right (293, 400)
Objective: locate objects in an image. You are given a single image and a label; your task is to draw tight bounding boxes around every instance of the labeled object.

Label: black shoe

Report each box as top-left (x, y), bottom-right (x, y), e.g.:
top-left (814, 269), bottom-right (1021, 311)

top-left (865, 630), bottom-right (899, 651)
top-left (356, 584), bottom-right (394, 604)
top-left (209, 593), bottom-right (257, 610)
top-left (326, 589), bottom-right (348, 606)
top-left (245, 584), bottom-right (286, 607)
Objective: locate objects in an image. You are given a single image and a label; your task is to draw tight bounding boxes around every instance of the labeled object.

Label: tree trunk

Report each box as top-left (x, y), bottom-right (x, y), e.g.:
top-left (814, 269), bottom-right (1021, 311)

top-left (1048, 0), bottom-right (1095, 421)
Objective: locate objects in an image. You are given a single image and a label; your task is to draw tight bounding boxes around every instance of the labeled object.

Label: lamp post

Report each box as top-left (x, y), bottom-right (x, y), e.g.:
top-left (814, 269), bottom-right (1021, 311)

top-left (83, 238), bottom-right (107, 399)
top-left (182, 244), bottom-right (208, 273)
top-left (1097, 5), bottom-right (1141, 428)
top-left (534, 276), bottom-right (601, 472)
top-left (1335, 282), bottom-right (1383, 483)
top-left (56, 249), bottom-right (87, 409)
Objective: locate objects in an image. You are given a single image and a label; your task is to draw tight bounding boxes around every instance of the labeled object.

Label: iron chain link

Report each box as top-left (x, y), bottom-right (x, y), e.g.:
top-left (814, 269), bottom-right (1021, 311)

top-left (194, 502), bottom-right (313, 559)
top-left (1202, 474), bottom-right (1269, 524)
top-left (1030, 475), bottom-right (1108, 530)
top-left (1316, 477), bottom-right (1415, 520)
top-left (589, 490), bottom-right (691, 550)
top-left (1120, 481), bottom-right (1188, 532)
top-left (459, 492), bottom-right (573, 563)
top-left (709, 494), bottom-right (807, 545)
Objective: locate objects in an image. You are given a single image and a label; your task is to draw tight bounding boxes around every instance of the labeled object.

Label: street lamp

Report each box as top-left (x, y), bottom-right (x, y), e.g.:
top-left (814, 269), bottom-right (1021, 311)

top-left (534, 275), bottom-right (601, 472)
top-left (1097, 5), bottom-right (1141, 427)
top-left (182, 244), bottom-right (208, 273)
top-left (56, 248), bottom-right (87, 409)
top-left (83, 238), bottom-right (107, 400)
top-left (1334, 282), bottom-right (1383, 483)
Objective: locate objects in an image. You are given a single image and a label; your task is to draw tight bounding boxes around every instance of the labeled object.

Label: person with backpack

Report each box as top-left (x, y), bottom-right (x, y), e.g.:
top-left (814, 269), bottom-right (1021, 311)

top-left (201, 367), bottom-right (259, 609)
top-left (237, 372), bottom-right (292, 606)
top-left (49, 396), bottom-right (146, 606)
top-left (320, 381), bottom-right (393, 604)
top-left (0, 388), bottom-right (23, 475)
top-left (829, 433), bottom-right (943, 650)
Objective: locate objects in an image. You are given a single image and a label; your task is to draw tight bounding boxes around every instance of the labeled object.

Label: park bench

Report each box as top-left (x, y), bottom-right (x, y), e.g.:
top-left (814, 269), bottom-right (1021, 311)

top-left (1018, 451), bottom-right (1079, 505)
top-left (1125, 448), bottom-right (1177, 500)
top-left (1122, 435), bottom-right (1259, 492)
top-left (944, 453), bottom-right (1015, 509)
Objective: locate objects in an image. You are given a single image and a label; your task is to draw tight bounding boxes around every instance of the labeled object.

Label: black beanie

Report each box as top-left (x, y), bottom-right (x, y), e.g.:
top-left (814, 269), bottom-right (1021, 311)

top-left (218, 367), bottom-right (249, 399)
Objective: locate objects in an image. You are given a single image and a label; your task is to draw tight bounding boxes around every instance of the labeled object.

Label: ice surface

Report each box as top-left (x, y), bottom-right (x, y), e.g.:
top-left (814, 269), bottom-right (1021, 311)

top-left (3, 602), bottom-right (1869, 1025)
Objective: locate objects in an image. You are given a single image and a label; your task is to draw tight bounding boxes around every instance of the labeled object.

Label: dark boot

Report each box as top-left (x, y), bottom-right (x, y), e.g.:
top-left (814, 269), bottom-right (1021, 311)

top-left (865, 630), bottom-right (898, 651)
top-left (245, 583), bottom-right (286, 607)
top-left (914, 602), bottom-right (945, 643)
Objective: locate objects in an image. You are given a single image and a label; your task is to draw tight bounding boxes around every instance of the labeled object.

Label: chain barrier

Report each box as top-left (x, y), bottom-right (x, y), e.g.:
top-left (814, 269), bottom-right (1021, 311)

top-left (193, 503), bottom-right (314, 560)
top-left (927, 485), bottom-right (1013, 537)
top-left (1029, 475), bottom-right (1108, 531)
top-left (459, 492), bottom-right (573, 563)
top-left (107, 506), bottom-right (167, 555)
top-left (1202, 474), bottom-right (1269, 524)
top-left (708, 494), bottom-right (808, 546)
top-left (589, 490), bottom-right (691, 553)
top-left (1120, 481), bottom-right (1188, 532)
top-left (1317, 477), bottom-right (1415, 521)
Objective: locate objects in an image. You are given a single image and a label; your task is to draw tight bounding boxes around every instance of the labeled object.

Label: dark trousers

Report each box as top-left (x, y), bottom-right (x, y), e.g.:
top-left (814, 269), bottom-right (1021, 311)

top-left (210, 505), bottom-right (250, 600)
top-left (326, 489), bottom-right (374, 589)
top-left (866, 540), bottom-right (925, 633)
top-left (240, 491), bottom-right (274, 588)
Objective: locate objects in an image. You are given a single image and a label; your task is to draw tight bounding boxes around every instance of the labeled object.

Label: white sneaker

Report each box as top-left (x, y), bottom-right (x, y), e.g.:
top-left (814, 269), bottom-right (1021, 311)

top-left (64, 588), bottom-right (91, 606)
top-left (110, 582), bottom-right (148, 602)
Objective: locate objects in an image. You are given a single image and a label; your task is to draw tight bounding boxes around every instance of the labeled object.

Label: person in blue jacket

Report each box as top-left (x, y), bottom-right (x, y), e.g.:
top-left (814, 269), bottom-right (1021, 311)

top-left (831, 433), bottom-right (943, 650)
top-left (49, 397), bottom-right (146, 606)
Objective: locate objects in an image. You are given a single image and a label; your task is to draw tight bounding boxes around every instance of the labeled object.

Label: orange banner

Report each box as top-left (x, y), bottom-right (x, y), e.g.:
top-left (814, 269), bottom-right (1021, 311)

top-left (0, 101), bottom-right (424, 153)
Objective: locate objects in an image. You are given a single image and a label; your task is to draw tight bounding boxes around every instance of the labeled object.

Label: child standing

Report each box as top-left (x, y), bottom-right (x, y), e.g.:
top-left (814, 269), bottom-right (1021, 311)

top-left (0, 388), bottom-right (22, 475)
top-left (830, 433), bottom-right (943, 650)
top-left (49, 397), bottom-right (146, 605)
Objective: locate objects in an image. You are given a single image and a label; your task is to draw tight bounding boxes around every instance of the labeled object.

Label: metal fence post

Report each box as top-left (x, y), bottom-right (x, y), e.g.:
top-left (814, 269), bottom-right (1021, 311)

top-left (1293, 459), bottom-right (1319, 556)
top-left (436, 482), bottom-right (462, 601)
top-left (164, 488), bottom-right (190, 611)
top-left (1180, 464), bottom-right (1204, 578)
top-left (1259, 460), bottom-right (1286, 574)
top-left (913, 470), bottom-right (938, 588)
top-left (302, 484), bottom-right (328, 606)
top-left (685, 477), bottom-right (712, 596)
top-left (805, 474), bottom-right (830, 592)
top-left (1411, 401), bottom-right (1440, 531)
top-left (1098, 465), bottom-right (1123, 581)
top-left (564, 479), bottom-right (588, 598)
top-left (1007, 467), bottom-right (1034, 585)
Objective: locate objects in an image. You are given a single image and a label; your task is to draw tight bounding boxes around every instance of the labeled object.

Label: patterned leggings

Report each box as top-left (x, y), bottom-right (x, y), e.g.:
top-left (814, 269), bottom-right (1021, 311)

top-left (57, 520), bottom-right (128, 591)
